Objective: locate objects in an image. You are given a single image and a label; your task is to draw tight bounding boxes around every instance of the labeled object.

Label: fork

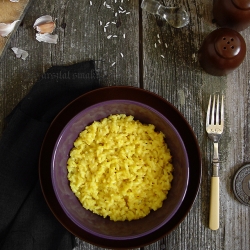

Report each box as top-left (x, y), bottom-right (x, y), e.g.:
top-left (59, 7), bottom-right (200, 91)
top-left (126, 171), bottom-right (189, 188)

top-left (206, 95), bottom-right (224, 230)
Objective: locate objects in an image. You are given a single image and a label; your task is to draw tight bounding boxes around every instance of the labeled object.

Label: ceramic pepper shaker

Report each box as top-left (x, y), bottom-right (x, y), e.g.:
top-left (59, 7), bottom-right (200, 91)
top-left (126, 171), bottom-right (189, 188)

top-left (198, 28), bottom-right (246, 76)
top-left (213, 0), bottom-right (250, 32)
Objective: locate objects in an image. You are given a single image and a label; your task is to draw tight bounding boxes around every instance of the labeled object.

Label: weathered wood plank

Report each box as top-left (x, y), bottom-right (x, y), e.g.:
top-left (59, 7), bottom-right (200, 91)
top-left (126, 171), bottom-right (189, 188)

top-left (0, 0), bottom-right (140, 130)
top-left (142, 0), bottom-right (250, 249)
top-left (1, 0), bottom-right (250, 249)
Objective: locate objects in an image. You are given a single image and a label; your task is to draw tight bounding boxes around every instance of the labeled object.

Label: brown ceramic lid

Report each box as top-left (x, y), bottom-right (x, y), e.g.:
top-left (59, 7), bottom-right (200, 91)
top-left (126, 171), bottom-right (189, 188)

top-left (213, 0), bottom-right (250, 31)
top-left (214, 34), bottom-right (241, 59)
top-left (198, 28), bottom-right (246, 76)
top-left (232, 0), bottom-right (250, 10)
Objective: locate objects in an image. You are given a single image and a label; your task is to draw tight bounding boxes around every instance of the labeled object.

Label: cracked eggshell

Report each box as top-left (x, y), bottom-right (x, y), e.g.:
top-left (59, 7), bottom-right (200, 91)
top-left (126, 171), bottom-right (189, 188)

top-left (0, 20), bottom-right (19, 37)
top-left (33, 15), bottom-right (55, 33)
top-left (35, 33), bottom-right (58, 44)
top-left (11, 47), bottom-right (29, 60)
top-left (36, 22), bottom-right (56, 34)
top-left (33, 15), bottom-right (53, 27)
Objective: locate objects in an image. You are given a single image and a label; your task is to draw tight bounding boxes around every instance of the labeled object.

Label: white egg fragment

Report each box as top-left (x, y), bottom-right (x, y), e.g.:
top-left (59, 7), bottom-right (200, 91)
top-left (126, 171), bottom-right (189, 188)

top-left (35, 33), bottom-right (58, 44)
top-left (33, 15), bottom-right (57, 44)
top-left (0, 20), bottom-right (19, 37)
top-left (11, 47), bottom-right (29, 60)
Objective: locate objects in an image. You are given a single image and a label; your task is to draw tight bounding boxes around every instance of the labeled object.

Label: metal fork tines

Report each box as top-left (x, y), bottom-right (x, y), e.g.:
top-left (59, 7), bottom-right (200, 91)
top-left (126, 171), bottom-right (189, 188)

top-left (206, 95), bottom-right (224, 231)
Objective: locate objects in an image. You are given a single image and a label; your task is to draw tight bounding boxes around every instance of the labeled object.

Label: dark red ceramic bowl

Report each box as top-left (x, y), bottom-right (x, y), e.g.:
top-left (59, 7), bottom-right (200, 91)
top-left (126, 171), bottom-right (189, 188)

top-left (39, 86), bottom-right (201, 249)
top-left (51, 99), bottom-right (189, 239)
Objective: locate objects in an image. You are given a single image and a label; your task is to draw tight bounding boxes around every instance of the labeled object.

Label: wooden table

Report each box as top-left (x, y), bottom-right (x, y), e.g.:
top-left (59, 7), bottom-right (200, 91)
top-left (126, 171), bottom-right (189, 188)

top-left (1, 0), bottom-right (250, 249)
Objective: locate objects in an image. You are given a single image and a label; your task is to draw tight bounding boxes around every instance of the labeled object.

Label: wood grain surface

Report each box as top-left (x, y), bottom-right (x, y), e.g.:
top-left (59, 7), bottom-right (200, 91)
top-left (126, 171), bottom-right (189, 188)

top-left (1, 0), bottom-right (250, 249)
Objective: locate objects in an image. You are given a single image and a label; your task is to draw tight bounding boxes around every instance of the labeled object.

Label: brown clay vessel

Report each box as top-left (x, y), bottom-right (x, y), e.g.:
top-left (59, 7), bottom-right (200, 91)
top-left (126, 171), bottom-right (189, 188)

top-left (213, 0), bottom-right (250, 31)
top-left (198, 28), bottom-right (246, 76)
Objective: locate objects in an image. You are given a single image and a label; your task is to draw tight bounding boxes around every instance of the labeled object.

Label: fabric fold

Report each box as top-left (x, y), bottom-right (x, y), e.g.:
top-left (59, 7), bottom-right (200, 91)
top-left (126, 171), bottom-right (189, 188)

top-left (0, 60), bottom-right (100, 250)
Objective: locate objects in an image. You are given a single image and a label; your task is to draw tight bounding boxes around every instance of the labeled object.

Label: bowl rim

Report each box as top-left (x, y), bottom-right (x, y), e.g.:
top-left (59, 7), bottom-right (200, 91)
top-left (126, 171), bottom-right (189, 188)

top-left (51, 99), bottom-right (190, 240)
top-left (39, 86), bottom-right (202, 249)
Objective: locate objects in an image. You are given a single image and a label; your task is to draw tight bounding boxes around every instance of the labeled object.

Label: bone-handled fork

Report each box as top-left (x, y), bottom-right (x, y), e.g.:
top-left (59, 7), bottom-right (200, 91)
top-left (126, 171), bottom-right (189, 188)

top-left (206, 95), bottom-right (224, 230)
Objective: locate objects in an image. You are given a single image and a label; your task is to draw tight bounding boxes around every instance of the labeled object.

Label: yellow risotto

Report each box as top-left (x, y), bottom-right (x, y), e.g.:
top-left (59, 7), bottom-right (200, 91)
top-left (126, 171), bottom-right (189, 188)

top-left (67, 114), bottom-right (173, 221)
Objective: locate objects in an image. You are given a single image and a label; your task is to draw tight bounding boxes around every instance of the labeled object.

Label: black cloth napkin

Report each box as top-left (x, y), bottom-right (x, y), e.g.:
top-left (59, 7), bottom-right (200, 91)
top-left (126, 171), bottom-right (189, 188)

top-left (0, 61), bottom-right (100, 250)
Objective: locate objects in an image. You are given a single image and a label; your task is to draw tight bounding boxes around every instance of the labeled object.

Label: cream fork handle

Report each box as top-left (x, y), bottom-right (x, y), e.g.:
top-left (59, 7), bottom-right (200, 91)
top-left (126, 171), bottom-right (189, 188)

top-left (209, 176), bottom-right (219, 230)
